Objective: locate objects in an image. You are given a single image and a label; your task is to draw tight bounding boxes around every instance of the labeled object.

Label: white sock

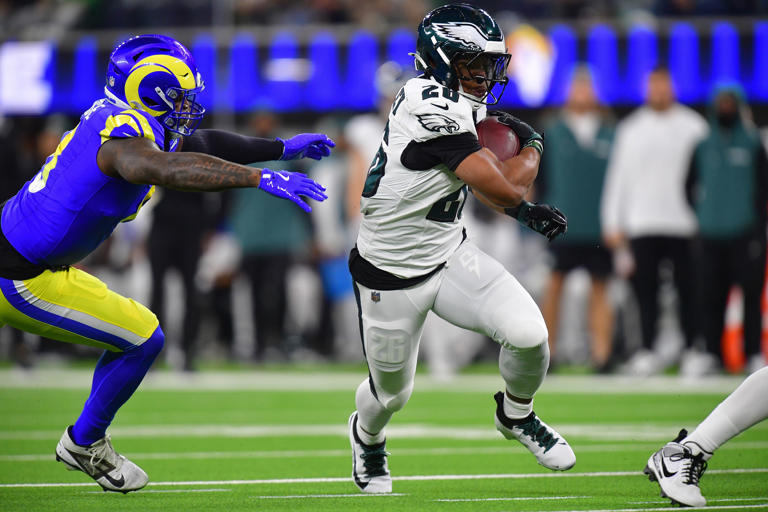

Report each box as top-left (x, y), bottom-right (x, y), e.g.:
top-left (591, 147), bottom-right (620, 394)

top-left (503, 391), bottom-right (533, 419)
top-left (683, 366), bottom-right (768, 459)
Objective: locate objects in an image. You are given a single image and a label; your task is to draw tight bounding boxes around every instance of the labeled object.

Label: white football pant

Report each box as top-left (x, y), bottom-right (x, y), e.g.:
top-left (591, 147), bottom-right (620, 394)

top-left (354, 240), bottom-right (549, 437)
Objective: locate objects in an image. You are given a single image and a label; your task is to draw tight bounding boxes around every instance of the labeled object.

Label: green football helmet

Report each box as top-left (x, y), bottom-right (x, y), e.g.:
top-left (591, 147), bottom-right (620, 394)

top-left (413, 3), bottom-right (510, 105)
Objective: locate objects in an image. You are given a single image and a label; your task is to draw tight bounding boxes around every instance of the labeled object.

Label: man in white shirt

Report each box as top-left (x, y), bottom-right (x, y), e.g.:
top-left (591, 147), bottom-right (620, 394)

top-left (601, 67), bottom-right (707, 376)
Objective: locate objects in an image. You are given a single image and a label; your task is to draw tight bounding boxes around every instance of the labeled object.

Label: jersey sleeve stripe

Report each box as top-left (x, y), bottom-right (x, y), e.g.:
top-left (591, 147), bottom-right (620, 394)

top-left (99, 110), bottom-right (157, 145)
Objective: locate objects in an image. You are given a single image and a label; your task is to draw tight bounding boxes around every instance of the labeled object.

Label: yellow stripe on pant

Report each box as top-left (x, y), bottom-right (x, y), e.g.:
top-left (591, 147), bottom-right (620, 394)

top-left (0, 268), bottom-right (158, 352)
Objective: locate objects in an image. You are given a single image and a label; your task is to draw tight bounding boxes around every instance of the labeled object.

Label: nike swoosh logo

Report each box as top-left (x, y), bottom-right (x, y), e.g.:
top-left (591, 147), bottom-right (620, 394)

top-left (660, 458), bottom-right (677, 478)
top-left (276, 173), bottom-right (290, 181)
top-left (431, 102), bottom-right (449, 110)
top-left (103, 473), bottom-right (125, 488)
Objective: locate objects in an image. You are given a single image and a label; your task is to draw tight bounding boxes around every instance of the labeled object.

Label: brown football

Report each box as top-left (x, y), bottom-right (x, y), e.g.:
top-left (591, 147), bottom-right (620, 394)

top-left (476, 116), bottom-right (520, 161)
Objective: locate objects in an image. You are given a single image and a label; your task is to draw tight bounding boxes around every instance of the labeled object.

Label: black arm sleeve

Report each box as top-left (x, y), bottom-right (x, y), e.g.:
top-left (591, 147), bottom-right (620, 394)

top-left (181, 129), bottom-right (284, 164)
top-left (400, 132), bottom-right (482, 172)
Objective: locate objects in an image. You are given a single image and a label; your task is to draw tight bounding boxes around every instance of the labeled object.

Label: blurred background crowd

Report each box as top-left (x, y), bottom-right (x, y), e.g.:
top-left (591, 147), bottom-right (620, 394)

top-left (1, 0), bottom-right (767, 379)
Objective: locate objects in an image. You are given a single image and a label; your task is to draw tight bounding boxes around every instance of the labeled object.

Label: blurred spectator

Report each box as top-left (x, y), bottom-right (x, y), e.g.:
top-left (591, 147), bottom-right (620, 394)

top-left (344, 61), bottom-right (411, 229)
top-left (539, 65), bottom-right (616, 372)
top-left (601, 67), bottom-right (707, 376)
top-left (686, 83), bottom-right (768, 375)
top-left (229, 112), bottom-right (312, 361)
top-left (148, 187), bottom-right (221, 372)
top-left (653, 0), bottom-right (766, 16)
top-left (0, 115), bottom-right (69, 367)
top-left (307, 116), bottom-right (360, 360)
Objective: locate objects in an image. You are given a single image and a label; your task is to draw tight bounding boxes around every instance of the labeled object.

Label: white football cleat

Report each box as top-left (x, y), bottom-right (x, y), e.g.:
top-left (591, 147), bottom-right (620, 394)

top-left (348, 412), bottom-right (392, 493)
top-left (55, 426), bottom-right (148, 493)
top-left (644, 429), bottom-right (707, 507)
top-left (493, 392), bottom-right (576, 471)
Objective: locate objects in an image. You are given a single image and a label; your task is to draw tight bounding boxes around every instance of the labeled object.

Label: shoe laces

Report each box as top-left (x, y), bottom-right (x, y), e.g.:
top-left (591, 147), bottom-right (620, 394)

top-left (516, 415), bottom-right (558, 452)
top-left (88, 434), bottom-right (120, 469)
top-left (360, 443), bottom-right (389, 477)
top-left (680, 451), bottom-right (707, 486)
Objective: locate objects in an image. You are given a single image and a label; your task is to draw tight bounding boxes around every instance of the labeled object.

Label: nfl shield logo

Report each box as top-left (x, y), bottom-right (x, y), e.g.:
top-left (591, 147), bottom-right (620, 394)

top-left (371, 291), bottom-right (381, 303)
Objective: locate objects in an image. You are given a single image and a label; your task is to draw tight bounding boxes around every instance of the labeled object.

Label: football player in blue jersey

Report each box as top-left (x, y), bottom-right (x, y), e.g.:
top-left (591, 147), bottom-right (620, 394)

top-left (0, 34), bottom-right (332, 493)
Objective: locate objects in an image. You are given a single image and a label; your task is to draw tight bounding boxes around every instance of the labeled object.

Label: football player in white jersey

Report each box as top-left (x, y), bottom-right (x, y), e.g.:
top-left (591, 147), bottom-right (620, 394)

top-left (348, 4), bottom-right (573, 493)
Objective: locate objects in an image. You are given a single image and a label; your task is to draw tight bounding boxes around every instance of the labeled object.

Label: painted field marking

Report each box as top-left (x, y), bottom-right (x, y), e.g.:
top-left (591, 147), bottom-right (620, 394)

top-left (544, 505), bottom-right (768, 512)
top-left (0, 369), bottom-right (747, 394)
top-left (1, 423), bottom-right (763, 442)
top-left (631, 497), bottom-right (768, 504)
top-left (86, 488), bottom-right (230, 494)
top-left (0, 468), bottom-right (765, 489)
top-left (436, 495), bottom-right (591, 502)
top-left (255, 493), bottom-right (407, 499)
top-left (3, 440), bottom-right (766, 463)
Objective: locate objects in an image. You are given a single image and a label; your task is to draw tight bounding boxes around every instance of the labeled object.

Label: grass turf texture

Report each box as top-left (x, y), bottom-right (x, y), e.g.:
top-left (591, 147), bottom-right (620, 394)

top-left (0, 371), bottom-right (766, 511)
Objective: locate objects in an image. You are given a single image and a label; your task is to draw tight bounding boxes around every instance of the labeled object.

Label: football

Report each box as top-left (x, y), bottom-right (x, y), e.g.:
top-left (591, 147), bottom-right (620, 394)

top-left (476, 116), bottom-right (520, 160)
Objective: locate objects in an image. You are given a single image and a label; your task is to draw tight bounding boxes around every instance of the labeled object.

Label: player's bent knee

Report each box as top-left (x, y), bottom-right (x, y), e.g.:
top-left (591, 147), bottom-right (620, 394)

top-left (377, 382), bottom-right (414, 413)
top-left (132, 326), bottom-right (165, 358)
top-left (494, 317), bottom-right (548, 351)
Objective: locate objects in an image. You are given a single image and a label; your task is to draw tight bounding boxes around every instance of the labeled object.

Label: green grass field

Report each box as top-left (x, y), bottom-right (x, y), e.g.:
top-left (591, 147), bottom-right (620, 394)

top-left (0, 367), bottom-right (766, 511)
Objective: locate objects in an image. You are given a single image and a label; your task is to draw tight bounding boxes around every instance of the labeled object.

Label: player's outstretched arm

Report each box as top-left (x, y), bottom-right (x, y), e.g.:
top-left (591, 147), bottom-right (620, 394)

top-left (97, 137), bottom-right (327, 211)
top-left (180, 130), bottom-right (335, 163)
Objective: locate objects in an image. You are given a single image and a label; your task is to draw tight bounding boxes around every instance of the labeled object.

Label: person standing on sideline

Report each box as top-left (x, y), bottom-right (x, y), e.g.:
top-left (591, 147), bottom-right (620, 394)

top-left (539, 65), bottom-right (616, 372)
top-left (0, 34), bottom-right (331, 492)
top-left (601, 67), bottom-right (707, 376)
top-left (686, 83), bottom-right (768, 375)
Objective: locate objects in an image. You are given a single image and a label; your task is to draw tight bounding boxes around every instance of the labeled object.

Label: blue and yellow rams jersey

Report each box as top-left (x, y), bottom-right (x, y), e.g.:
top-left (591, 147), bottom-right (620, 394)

top-left (1, 99), bottom-right (178, 267)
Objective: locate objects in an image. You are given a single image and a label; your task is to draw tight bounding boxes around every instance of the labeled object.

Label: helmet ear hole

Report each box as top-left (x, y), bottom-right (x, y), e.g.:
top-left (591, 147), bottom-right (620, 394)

top-left (141, 96), bottom-right (160, 108)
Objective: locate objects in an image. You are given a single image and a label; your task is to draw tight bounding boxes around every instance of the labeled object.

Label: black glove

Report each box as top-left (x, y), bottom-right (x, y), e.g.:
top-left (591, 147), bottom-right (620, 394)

top-left (505, 201), bottom-right (567, 241)
top-left (487, 110), bottom-right (543, 155)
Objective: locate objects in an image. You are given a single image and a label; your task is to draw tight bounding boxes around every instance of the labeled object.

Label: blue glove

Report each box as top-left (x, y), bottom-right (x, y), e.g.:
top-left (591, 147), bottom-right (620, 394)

top-left (257, 169), bottom-right (328, 213)
top-left (278, 133), bottom-right (336, 161)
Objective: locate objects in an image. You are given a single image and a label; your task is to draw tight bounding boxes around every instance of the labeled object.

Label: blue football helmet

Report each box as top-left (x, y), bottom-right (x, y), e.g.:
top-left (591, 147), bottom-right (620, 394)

top-left (105, 34), bottom-right (205, 136)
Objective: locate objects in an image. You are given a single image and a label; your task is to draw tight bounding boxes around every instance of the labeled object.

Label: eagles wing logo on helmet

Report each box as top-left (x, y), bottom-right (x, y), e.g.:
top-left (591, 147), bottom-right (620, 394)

top-left (416, 113), bottom-right (461, 134)
top-left (431, 22), bottom-right (489, 51)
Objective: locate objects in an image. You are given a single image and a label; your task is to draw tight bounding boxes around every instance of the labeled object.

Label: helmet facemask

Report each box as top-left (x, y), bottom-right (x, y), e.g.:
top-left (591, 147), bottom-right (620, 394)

top-left (157, 85), bottom-right (205, 136)
top-left (452, 51), bottom-right (510, 105)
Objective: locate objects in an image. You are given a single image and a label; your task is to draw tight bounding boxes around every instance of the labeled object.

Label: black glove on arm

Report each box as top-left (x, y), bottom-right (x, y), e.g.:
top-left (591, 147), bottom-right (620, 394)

top-left (487, 110), bottom-right (544, 155)
top-left (505, 201), bottom-right (567, 241)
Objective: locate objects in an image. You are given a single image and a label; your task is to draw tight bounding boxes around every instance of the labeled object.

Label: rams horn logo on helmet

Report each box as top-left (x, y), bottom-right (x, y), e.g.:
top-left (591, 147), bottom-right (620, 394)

top-left (416, 113), bottom-right (461, 134)
top-left (432, 22), bottom-right (489, 51)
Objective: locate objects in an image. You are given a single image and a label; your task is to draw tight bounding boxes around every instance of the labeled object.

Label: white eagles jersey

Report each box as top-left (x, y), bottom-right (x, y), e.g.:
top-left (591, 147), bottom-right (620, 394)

top-left (356, 77), bottom-right (486, 279)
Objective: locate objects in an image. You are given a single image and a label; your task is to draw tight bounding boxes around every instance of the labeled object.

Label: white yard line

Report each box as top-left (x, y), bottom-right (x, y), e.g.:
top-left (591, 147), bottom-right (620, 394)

top-left (3, 440), bottom-right (767, 463)
top-left (87, 488), bottom-right (230, 494)
top-left (0, 468), bottom-right (765, 489)
top-left (0, 369), bottom-right (746, 394)
top-left (544, 505), bottom-right (768, 512)
top-left (436, 495), bottom-right (591, 502)
top-left (3, 422), bottom-right (763, 442)
top-left (255, 493), bottom-right (407, 499)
